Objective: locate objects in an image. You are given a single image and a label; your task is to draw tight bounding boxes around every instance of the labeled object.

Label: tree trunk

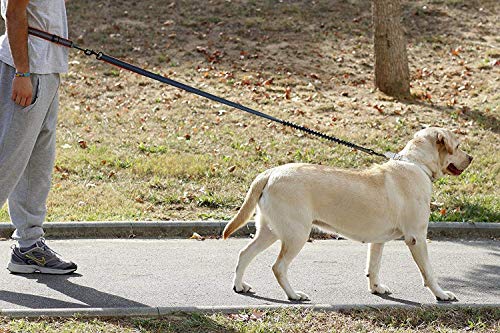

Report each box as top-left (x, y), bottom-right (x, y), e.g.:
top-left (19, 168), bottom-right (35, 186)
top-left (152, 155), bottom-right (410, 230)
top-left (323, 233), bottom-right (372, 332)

top-left (373, 0), bottom-right (410, 98)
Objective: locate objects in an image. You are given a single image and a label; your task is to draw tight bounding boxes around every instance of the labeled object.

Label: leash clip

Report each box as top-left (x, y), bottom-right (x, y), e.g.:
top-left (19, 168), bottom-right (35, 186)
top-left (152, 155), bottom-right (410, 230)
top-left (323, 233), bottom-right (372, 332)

top-left (384, 152), bottom-right (404, 160)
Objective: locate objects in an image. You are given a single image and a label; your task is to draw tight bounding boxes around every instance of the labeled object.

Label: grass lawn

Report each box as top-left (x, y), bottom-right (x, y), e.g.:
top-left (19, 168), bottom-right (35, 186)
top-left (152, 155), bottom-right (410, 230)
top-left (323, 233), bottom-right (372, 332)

top-left (0, 307), bottom-right (498, 332)
top-left (0, 0), bottom-right (498, 222)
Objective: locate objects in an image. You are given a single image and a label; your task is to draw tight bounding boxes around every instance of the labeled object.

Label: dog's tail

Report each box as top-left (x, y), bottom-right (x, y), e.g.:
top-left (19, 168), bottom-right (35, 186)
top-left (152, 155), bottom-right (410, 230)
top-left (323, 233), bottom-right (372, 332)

top-left (222, 169), bottom-right (273, 239)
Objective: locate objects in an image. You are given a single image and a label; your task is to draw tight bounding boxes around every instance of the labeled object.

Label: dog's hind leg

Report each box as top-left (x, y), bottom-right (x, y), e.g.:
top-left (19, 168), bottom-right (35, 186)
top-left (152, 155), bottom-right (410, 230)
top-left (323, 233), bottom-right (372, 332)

top-left (407, 237), bottom-right (457, 301)
top-left (272, 235), bottom-right (310, 301)
top-left (366, 243), bottom-right (392, 295)
top-left (233, 222), bottom-right (277, 293)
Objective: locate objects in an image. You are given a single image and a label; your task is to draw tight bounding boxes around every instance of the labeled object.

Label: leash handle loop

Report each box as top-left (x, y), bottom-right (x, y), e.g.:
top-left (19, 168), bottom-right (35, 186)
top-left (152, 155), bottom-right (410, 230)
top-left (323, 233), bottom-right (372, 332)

top-left (28, 27), bottom-right (74, 48)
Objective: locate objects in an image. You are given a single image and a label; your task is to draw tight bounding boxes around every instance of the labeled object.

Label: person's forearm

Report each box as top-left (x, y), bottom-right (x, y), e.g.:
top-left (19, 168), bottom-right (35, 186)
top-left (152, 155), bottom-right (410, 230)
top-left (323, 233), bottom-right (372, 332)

top-left (6, 1), bottom-right (30, 73)
top-left (6, 0), bottom-right (32, 107)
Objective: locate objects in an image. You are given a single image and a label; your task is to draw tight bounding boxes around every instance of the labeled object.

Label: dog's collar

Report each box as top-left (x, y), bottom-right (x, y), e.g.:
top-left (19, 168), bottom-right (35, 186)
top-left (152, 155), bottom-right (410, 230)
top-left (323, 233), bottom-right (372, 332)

top-left (385, 152), bottom-right (435, 182)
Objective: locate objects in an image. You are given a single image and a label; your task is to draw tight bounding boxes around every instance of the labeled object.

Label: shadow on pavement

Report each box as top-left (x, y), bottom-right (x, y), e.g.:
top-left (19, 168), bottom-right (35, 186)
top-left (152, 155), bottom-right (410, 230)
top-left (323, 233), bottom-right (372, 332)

top-left (0, 273), bottom-right (150, 309)
top-left (441, 260), bottom-right (500, 298)
top-left (235, 291), bottom-right (308, 305)
top-left (439, 241), bottom-right (499, 298)
top-left (373, 293), bottom-right (422, 307)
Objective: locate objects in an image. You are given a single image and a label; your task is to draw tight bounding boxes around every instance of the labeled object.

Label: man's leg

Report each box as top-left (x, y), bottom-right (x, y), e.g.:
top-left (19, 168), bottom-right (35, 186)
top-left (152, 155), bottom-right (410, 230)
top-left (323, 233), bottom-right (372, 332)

top-left (8, 72), bottom-right (61, 247)
top-left (0, 62), bottom-right (51, 224)
top-left (0, 63), bottom-right (76, 274)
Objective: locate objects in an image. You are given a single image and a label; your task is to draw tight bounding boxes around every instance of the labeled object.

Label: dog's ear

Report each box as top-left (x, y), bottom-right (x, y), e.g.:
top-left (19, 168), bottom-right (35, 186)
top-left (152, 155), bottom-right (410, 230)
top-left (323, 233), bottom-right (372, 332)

top-left (436, 132), bottom-right (453, 154)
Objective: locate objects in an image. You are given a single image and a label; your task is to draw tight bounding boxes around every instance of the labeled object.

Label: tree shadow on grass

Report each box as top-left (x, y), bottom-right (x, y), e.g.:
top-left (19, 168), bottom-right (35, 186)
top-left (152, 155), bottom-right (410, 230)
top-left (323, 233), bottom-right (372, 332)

top-left (0, 273), bottom-right (150, 309)
top-left (400, 98), bottom-right (500, 134)
top-left (402, 1), bottom-right (496, 42)
top-left (1, 0), bottom-right (495, 78)
top-left (451, 202), bottom-right (500, 223)
top-left (40, 0), bottom-right (494, 69)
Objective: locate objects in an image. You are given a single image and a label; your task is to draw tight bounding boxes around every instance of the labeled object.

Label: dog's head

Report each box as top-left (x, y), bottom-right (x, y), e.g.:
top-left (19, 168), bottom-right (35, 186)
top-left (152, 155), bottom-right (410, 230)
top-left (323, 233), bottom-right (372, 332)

top-left (408, 127), bottom-right (473, 179)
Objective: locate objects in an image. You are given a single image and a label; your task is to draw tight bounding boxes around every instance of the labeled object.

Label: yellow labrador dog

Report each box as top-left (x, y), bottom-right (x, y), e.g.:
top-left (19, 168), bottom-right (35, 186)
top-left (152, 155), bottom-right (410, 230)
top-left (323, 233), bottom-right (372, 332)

top-left (223, 127), bottom-right (472, 301)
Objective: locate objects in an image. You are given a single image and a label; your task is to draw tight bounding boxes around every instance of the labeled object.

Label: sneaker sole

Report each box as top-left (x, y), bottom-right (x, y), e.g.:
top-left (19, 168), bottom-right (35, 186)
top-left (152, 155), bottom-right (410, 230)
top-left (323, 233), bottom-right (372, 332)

top-left (7, 262), bottom-right (77, 275)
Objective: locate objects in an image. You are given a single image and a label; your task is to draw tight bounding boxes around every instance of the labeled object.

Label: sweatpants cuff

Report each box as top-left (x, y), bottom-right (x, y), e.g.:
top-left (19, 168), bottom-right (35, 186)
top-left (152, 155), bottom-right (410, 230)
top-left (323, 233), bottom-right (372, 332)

top-left (11, 226), bottom-right (45, 246)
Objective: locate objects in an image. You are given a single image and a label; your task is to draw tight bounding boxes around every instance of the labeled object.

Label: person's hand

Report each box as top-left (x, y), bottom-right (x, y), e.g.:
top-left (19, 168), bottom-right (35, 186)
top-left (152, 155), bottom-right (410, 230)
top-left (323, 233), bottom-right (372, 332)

top-left (11, 76), bottom-right (33, 107)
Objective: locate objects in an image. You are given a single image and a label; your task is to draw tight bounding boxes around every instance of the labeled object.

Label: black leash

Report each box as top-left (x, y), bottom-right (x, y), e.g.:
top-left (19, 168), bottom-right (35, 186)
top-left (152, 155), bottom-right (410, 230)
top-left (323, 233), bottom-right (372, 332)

top-left (28, 27), bottom-right (388, 159)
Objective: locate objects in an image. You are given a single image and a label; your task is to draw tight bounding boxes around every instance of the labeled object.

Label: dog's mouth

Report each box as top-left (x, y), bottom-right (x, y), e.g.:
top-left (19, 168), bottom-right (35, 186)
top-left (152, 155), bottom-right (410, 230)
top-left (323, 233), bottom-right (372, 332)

top-left (447, 163), bottom-right (463, 176)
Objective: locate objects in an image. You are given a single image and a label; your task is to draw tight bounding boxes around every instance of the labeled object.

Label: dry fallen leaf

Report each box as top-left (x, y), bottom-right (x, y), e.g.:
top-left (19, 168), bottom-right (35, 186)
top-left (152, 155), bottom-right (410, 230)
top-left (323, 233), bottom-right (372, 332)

top-left (78, 140), bottom-right (88, 149)
top-left (451, 47), bottom-right (461, 56)
top-left (190, 232), bottom-right (205, 241)
top-left (373, 105), bottom-right (384, 114)
top-left (250, 310), bottom-right (265, 321)
top-left (263, 78), bottom-right (274, 85)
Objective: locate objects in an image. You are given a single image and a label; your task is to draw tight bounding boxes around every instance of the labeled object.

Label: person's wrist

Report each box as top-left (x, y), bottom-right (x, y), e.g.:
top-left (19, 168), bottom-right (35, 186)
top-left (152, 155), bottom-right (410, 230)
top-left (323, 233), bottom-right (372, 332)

top-left (15, 71), bottom-right (31, 78)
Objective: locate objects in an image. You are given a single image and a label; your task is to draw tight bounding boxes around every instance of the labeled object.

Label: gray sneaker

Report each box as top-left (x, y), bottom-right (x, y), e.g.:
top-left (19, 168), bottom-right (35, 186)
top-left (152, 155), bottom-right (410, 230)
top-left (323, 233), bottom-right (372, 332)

top-left (7, 239), bottom-right (77, 275)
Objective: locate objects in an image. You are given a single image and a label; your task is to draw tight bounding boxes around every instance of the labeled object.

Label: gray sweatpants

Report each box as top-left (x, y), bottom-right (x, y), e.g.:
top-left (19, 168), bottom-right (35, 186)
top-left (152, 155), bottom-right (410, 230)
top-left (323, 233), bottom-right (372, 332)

top-left (0, 61), bottom-right (60, 247)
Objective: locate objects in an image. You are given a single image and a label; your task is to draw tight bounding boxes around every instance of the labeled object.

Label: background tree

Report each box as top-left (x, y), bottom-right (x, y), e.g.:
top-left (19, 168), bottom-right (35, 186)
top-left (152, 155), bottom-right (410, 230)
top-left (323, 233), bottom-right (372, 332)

top-left (373, 0), bottom-right (410, 98)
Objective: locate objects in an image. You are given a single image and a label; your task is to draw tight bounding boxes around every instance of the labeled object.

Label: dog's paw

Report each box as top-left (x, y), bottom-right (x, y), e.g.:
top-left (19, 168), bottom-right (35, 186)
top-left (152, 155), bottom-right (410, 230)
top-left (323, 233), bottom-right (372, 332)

top-left (288, 291), bottom-right (310, 302)
top-left (233, 282), bottom-right (253, 294)
top-left (436, 291), bottom-right (457, 302)
top-left (370, 284), bottom-right (392, 295)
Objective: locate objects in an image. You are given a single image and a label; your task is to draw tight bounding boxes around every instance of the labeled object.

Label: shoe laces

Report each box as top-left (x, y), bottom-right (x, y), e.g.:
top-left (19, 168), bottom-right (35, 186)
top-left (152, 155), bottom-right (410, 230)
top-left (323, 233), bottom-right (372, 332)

top-left (38, 238), bottom-right (63, 259)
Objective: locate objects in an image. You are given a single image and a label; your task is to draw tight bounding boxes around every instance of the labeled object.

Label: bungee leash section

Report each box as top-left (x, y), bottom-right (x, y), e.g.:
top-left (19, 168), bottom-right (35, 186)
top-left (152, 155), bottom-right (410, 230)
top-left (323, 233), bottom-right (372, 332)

top-left (28, 27), bottom-right (390, 159)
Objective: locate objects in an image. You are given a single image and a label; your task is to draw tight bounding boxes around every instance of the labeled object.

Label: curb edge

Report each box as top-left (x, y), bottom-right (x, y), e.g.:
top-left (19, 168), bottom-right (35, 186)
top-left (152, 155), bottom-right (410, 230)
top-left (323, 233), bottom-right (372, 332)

top-left (0, 221), bottom-right (498, 239)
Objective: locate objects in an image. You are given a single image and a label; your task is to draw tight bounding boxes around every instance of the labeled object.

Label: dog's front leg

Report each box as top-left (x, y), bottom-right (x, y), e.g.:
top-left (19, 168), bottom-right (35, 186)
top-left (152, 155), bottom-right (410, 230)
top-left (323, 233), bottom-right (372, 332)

top-left (366, 243), bottom-right (391, 294)
top-left (406, 237), bottom-right (457, 301)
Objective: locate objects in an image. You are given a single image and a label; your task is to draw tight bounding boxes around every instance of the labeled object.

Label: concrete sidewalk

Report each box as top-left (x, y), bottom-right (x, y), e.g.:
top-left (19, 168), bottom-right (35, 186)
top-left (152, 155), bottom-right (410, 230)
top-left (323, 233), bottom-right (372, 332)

top-left (0, 238), bottom-right (498, 317)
